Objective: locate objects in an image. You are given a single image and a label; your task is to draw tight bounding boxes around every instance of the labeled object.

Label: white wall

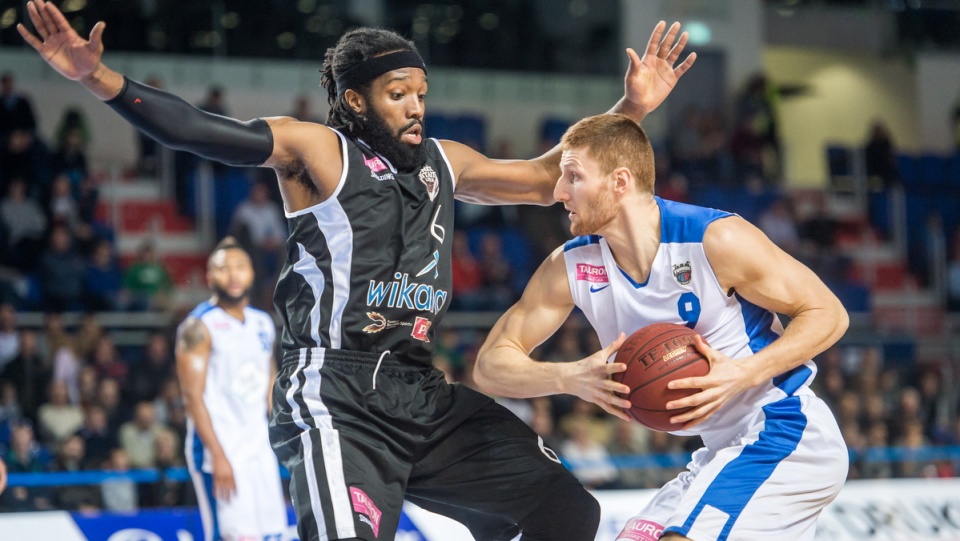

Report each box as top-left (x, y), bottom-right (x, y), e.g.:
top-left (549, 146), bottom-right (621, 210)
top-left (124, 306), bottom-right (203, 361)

top-left (764, 47), bottom-right (920, 187)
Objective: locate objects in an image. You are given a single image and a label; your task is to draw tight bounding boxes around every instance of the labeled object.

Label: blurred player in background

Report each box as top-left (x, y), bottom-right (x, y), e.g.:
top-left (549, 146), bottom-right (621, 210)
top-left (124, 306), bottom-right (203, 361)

top-left (176, 238), bottom-right (286, 541)
top-left (475, 114), bottom-right (849, 541)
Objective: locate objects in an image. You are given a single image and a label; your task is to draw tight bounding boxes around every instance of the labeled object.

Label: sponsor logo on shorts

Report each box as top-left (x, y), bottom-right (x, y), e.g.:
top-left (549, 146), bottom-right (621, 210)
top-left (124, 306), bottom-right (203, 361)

top-left (576, 263), bottom-right (609, 284)
top-left (411, 317), bottom-right (431, 342)
top-left (673, 261), bottom-right (692, 286)
top-left (617, 518), bottom-right (664, 541)
top-left (350, 487), bottom-right (382, 538)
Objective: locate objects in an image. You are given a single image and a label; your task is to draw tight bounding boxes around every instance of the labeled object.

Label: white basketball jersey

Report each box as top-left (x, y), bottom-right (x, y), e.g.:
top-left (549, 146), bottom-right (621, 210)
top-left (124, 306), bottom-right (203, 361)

top-left (184, 301), bottom-right (277, 472)
top-left (563, 197), bottom-right (816, 448)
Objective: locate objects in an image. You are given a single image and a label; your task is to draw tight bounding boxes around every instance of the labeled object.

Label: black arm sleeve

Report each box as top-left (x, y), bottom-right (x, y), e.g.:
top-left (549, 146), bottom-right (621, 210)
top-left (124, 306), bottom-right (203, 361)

top-left (105, 77), bottom-right (274, 167)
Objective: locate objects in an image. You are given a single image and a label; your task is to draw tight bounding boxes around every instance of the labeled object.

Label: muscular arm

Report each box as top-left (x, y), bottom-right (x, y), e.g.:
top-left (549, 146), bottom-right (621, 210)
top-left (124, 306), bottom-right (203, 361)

top-left (665, 217), bottom-right (849, 427)
top-left (175, 318), bottom-right (224, 460)
top-left (475, 248), bottom-right (631, 419)
top-left (707, 216), bottom-right (848, 384)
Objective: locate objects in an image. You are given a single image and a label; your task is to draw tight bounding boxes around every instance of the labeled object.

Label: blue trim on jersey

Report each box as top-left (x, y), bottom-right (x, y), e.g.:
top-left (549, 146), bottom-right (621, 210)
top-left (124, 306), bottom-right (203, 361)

top-left (735, 293), bottom-right (780, 354)
top-left (665, 396), bottom-right (807, 540)
top-left (189, 301), bottom-right (217, 319)
top-left (774, 365), bottom-right (813, 396)
top-left (202, 472), bottom-right (222, 540)
top-left (191, 430), bottom-right (204, 472)
top-left (656, 197), bottom-right (732, 244)
top-left (618, 266), bottom-right (651, 288)
top-left (563, 235), bottom-right (601, 252)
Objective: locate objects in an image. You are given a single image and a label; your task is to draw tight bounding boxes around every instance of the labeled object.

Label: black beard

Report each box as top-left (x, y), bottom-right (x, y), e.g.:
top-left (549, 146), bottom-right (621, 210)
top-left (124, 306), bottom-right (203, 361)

top-left (358, 108), bottom-right (427, 172)
top-left (213, 284), bottom-right (249, 306)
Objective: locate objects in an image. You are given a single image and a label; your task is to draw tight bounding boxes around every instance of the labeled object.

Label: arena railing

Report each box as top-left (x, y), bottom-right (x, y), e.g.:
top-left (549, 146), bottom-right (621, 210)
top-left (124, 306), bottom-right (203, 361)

top-left (6, 446), bottom-right (960, 490)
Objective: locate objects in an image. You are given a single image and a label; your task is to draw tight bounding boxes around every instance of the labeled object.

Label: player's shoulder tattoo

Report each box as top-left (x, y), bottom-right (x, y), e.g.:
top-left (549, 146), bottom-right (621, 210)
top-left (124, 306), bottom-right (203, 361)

top-left (177, 317), bottom-right (209, 351)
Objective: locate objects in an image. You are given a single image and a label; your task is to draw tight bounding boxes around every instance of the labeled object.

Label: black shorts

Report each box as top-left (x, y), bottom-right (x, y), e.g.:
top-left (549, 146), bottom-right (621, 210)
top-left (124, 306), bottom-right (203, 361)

top-left (270, 347), bottom-right (582, 541)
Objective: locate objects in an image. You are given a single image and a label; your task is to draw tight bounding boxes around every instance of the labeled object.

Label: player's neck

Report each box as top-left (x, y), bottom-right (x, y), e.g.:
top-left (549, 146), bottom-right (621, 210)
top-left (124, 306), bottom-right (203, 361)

top-left (212, 296), bottom-right (248, 322)
top-left (602, 195), bottom-right (661, 283)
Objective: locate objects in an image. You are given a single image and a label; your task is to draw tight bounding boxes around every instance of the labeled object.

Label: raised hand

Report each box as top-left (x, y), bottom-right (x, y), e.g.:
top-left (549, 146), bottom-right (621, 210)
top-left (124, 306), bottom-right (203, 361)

top-left (562, 332), bottom-right (633, 421)
top-left (17, 0), bottom-right (105, 82)
top-left (623, 21), bottom-right (697, 118)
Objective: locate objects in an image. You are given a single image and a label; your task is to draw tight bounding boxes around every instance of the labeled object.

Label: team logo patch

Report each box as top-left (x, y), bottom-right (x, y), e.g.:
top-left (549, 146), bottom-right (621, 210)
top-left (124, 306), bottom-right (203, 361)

top-left (673, 261), bottom-right (692, 285)
top-left (575, 263), bottom-right (609, 284)
top-left (411, 316), bottom-right (432, 342)
top-left (418, 165), bottom-right (440, 201)
top-left (350, 487), bottom-right (382, 538)
top-left (362, 312), bottom-right (411, 334)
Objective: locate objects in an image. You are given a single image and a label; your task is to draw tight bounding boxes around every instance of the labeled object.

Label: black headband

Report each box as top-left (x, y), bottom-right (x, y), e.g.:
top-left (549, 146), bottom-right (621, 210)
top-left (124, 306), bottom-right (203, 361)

top-left (335, 50), bottom-right (427, 97)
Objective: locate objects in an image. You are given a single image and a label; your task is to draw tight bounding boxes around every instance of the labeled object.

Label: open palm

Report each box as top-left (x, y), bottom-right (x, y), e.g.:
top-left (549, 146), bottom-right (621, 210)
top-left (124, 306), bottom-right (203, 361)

top-left (624, 21), bottom-right (697, 117)
top-left (17, 0), bottom-right (105, 82)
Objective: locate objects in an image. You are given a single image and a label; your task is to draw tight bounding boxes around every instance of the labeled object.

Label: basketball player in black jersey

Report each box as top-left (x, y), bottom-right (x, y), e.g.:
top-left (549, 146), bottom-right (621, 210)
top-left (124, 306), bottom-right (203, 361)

top-left (20, 2), bottom-right (695, 539)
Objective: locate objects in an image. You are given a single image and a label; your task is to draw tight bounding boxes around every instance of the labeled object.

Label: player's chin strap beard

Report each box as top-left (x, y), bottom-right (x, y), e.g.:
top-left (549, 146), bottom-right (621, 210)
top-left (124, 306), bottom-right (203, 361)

top-left (372, 350), bottom-right (390, 390)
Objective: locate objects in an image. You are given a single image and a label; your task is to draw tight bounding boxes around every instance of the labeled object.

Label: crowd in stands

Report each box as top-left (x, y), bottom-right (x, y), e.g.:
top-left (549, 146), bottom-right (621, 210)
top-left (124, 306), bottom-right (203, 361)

top-left (1, 68), bottom-right (960, 512)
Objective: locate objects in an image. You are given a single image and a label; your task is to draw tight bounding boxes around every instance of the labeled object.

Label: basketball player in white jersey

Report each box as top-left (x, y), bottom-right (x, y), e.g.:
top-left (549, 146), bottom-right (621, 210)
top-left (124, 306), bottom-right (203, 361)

top-left (475, 114), bottom-right (849, 541)
top-left (177, 238), bottom-right (287, 541)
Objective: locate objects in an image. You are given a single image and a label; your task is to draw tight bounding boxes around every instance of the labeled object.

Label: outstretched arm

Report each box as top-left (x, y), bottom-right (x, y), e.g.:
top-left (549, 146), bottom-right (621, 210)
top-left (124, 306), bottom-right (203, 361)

top-left (475, 247), bottom-right (632, 420)
top-left (665, 217), bottom-right (849, 429)
top-left (17, 0), bottom-right (340, 184)
top-left (448, 21), bottom-right (696, 206)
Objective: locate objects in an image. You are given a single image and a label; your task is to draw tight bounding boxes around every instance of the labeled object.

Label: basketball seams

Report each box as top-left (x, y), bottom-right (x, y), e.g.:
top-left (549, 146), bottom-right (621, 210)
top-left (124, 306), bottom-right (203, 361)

top-left (625, 355), bottom-right (707, 397)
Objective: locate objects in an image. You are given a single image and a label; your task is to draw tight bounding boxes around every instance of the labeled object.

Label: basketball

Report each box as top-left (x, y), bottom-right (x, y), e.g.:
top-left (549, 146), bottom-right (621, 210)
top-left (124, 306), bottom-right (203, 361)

top-left (612, 323), bottom-right (711, 431)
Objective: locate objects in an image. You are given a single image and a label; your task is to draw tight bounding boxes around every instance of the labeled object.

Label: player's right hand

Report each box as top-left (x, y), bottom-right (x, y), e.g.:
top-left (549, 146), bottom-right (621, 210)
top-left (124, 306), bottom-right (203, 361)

top-left (212, 454), bottom-right (237, 502)
top-left (564, 332), bottom-right (633, 421)
top-left (17, 0), bottom-right (105, 81)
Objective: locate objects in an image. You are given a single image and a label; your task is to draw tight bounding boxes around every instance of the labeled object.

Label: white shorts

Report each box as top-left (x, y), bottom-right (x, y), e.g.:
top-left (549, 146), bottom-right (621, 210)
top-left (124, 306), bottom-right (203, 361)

top-left (638, 395), bottom-right (847, 541)
top-left (189, 449), bottom-right (288, 541)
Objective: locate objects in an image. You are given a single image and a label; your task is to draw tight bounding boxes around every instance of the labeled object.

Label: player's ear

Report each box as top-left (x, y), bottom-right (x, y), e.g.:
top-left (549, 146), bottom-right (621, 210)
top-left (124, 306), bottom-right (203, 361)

top-left (613, 167), bottom-right (632, 194)
top-left (344, 89), bottom-right (365, 115)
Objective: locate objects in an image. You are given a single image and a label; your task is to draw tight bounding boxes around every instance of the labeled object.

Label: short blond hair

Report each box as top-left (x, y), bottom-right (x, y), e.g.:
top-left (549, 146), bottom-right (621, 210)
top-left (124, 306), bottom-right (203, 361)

top-left (560, 113), bottom-right (655, 194)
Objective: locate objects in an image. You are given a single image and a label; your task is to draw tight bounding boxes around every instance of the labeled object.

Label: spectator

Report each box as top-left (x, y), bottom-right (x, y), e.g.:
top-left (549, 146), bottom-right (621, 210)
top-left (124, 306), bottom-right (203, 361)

top-left (89, 334), bottom-right (127, 386)
top-left (74, 312), bottom-right (103, 362)
top-left (37, 380), bottom-right (84, 446)
top-left (947, 229), bottom-right (960, 312)
top-left (1, 331), bottom-right (49, 422)
top-left (864, 120), bottom-right (899, 189)
top-left (229, 180), bottom-right (285, 306)
top-left (51, 434), bottom-right (102, 511)
top-left (736, 73), bottom-right (781, 180)
top-left (1, 177), bottom-right (47, 271)
top-left (0, 304), bottom-right (19, 372)
top-left (0, 381), bottom-right (23, 435)
top-left (78, 404), bottom-right (115, 468)
top-left (0, 422), bottom-right (51, 512)
top-left (51, 108), bottom-right (90, 192)
top-left (729, 111), bottom-right (766, 184)
top-left (607, 421), bottom-right (652, 489)
top-left (118, 401), bottom-right (174, 469)
top-left (477, 232), bottom-right (514, 310)
top-left (0, 128), bottom-right (50, 192)
top-left (450, 231), bottom-right (484, 310)
top-left (83, 241), bottom-right (123, 312)
top-left (76, 365), bottom-right (99, 409)
top-left (0, 73), bottom-right (37, 139)
top-left (96, 377), bottom-right (124, 435)
top-left (38, 224), bottom-right (85, 311)
top-left (559, 416), bottom-right (618, 490)
top-left (148, 429), bottom-right (190, 508)
top-left (758, 197), bottom-right (801, 256)
top-left (288, 94), bottom-right (324, 123)
top-left (101, 448), bottom-right (137, 511)
top-left (48, 174), bottom-right (81, 230)
top-left (127, 333), bottom-right (173, 405)
top-left (122, 243), bottom-right (173, 311)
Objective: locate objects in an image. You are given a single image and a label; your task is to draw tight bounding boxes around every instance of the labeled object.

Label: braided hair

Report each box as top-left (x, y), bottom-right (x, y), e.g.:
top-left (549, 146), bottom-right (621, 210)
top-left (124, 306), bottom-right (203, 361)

top-left (320, 29), bottom-right (418, 135)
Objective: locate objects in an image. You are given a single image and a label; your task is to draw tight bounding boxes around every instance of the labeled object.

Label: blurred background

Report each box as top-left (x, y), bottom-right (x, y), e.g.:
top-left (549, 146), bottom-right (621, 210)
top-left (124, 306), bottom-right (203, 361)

top-left (0, 0), bottom-right (959, 535)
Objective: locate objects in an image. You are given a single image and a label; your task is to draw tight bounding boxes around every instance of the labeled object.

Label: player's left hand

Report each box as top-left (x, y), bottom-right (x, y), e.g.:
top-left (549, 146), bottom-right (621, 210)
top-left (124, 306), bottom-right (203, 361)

top-left (622, 21), bottom-right (697, 119)
top-left (663, 335), bottom-right (753, 430)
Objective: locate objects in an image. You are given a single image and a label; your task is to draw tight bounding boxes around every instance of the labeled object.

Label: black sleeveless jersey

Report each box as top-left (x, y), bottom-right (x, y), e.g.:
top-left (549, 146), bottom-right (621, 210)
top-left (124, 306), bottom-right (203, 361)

top-left (274, 130), bottom-right (455, 366)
